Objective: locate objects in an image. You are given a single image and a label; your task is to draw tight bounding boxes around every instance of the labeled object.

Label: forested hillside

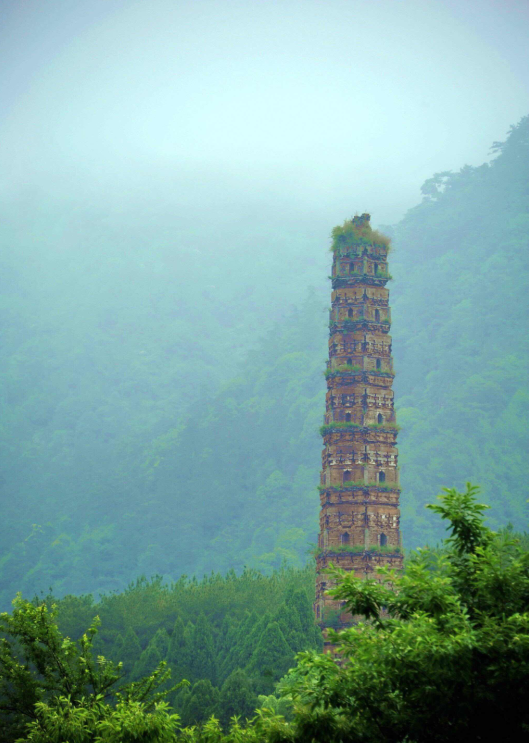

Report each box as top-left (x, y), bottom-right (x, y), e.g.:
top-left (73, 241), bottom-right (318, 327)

top-left (0, 194), bottom-right (328, 603)
top-left (52, 566), bottom-right (320, 727)
top-left (0, 117), bottom-right (528, 606)
top-left (391, 117), bottom-right (529, 547)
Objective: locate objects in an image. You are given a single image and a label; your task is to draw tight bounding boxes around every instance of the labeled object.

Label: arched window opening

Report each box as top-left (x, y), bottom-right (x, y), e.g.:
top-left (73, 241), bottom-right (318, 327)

top-left (341, 532), bottom-right (350, 545)
top-left (379, 471), bottom-right (386, 483)
top-left (349, 263), bottom-right (355, 274)
top-left (346, 357), bottom-right (353, 366)
top-left (343, 470), bottom-right (352, 483)
top-left (375, 309), bottom-right (380, 322)
top-left (377, 413), bottom-right (383, 424)
top-left (376, 358), bottom-right (382, 370)
top-left (345, 413), bottom-right (351, 422)
top-left (374, 262), bottom-right (378, 275)
top-left (380, 533), bottom-right (388, 546)
top-left (347, 308), bottom-right (353, 318)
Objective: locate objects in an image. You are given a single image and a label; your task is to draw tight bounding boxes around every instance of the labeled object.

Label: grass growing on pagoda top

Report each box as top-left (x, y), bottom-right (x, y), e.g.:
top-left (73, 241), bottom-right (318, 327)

top-left (331, 217), bottom-right (391, 253)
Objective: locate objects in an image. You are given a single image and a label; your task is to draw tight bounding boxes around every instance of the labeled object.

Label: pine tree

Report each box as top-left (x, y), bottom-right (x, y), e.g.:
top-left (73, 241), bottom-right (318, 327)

top-left (188, 612), bottom-right (217, 684)
top-left (220, 611), bottom-right (258, 680)
top-left (112, 626), bottom-right (142, 677)
top-left (180, 679), bottom-right (220, 727)
top-left (246, 621), bottom-right (294, 694)
top-left (218, 668), bottom-right (258, 727)
top-left (167, 616), bottom-right (191, 683)
top-left (218, 615), bottom-right (235, 655)
top-left (287, 589), bottom-right (314, 637)
top-left (273, 602), bottom-right (303, 652)
top-left (132, 643), bottom-right (162, 681)
top-left (237, 611), bottom-right (271, 669)
top-left (111, 633), bottom-right (124, 660)
top-left (151, 627), bottom-right (170, 658)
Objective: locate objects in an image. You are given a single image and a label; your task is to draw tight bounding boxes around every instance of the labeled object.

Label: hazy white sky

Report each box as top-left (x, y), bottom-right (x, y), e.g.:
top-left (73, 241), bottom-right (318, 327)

top-left (1, 0), bottom-right (528, 223)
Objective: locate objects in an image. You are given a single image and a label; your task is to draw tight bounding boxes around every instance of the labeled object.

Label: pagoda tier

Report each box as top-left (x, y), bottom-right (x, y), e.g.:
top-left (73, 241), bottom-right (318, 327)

top-left (314, 214), bottom-right (403, 639)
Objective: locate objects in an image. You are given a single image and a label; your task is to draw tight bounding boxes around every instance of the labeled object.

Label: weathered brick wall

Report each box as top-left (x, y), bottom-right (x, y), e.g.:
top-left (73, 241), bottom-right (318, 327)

top-left (315, 215), bottom-right (403, 637)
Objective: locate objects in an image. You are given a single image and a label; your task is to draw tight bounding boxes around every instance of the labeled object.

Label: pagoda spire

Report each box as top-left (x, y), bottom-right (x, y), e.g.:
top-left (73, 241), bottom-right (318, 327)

top-left (314, 213), bottom-right (403, 642)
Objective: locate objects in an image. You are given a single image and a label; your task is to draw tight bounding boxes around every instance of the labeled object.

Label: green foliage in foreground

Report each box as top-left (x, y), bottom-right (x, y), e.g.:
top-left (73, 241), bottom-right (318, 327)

top-left (2, 484), bottom-right (529, 741)
top-left (279, 483), bottom-right (529, 742)
top-left (0, 597), bottom-right (186, 742)
top-left (0, 595), bottom-right (289, 742)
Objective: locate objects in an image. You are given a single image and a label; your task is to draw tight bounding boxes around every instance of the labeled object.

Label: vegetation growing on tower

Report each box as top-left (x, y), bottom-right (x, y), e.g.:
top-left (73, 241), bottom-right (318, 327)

top-left (316, 212), bottom-right (402, 637)
top-left (331, 214), bottom-right (392, 253)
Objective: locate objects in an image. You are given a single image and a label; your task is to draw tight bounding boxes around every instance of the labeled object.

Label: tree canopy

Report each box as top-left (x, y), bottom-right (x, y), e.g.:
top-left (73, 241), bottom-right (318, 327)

top-left (279, 484), bottom-right (529, 742)
top-left (2, 484), bottom-right (529, 741)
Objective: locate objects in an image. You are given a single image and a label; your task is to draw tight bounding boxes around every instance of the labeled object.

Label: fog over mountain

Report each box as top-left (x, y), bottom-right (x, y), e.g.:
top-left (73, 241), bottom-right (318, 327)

top-left (1, 0), bottom-right (528, 222)
top-left (0, 1), bottom-right (528, 605)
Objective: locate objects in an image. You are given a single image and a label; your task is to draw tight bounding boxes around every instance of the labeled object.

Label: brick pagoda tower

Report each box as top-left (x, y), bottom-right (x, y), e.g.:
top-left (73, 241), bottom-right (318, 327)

top-left (314, 214), bottom-right (403, 635)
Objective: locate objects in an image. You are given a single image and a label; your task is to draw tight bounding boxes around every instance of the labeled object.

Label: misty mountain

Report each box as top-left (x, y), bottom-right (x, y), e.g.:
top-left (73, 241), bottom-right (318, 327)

top-left (0, 116), bottom-right (527, 606)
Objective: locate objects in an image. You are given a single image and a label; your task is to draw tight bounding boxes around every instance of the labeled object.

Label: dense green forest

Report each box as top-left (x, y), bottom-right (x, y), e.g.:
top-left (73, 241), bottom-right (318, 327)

top-left (51, 565), bottom-right (320, 728)
top-left (391, 117), bottom-right (529, 547)
top-left (1, 116), bottom-right (528, 606)
top-left (2, 486), bottom-right (529, 741)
